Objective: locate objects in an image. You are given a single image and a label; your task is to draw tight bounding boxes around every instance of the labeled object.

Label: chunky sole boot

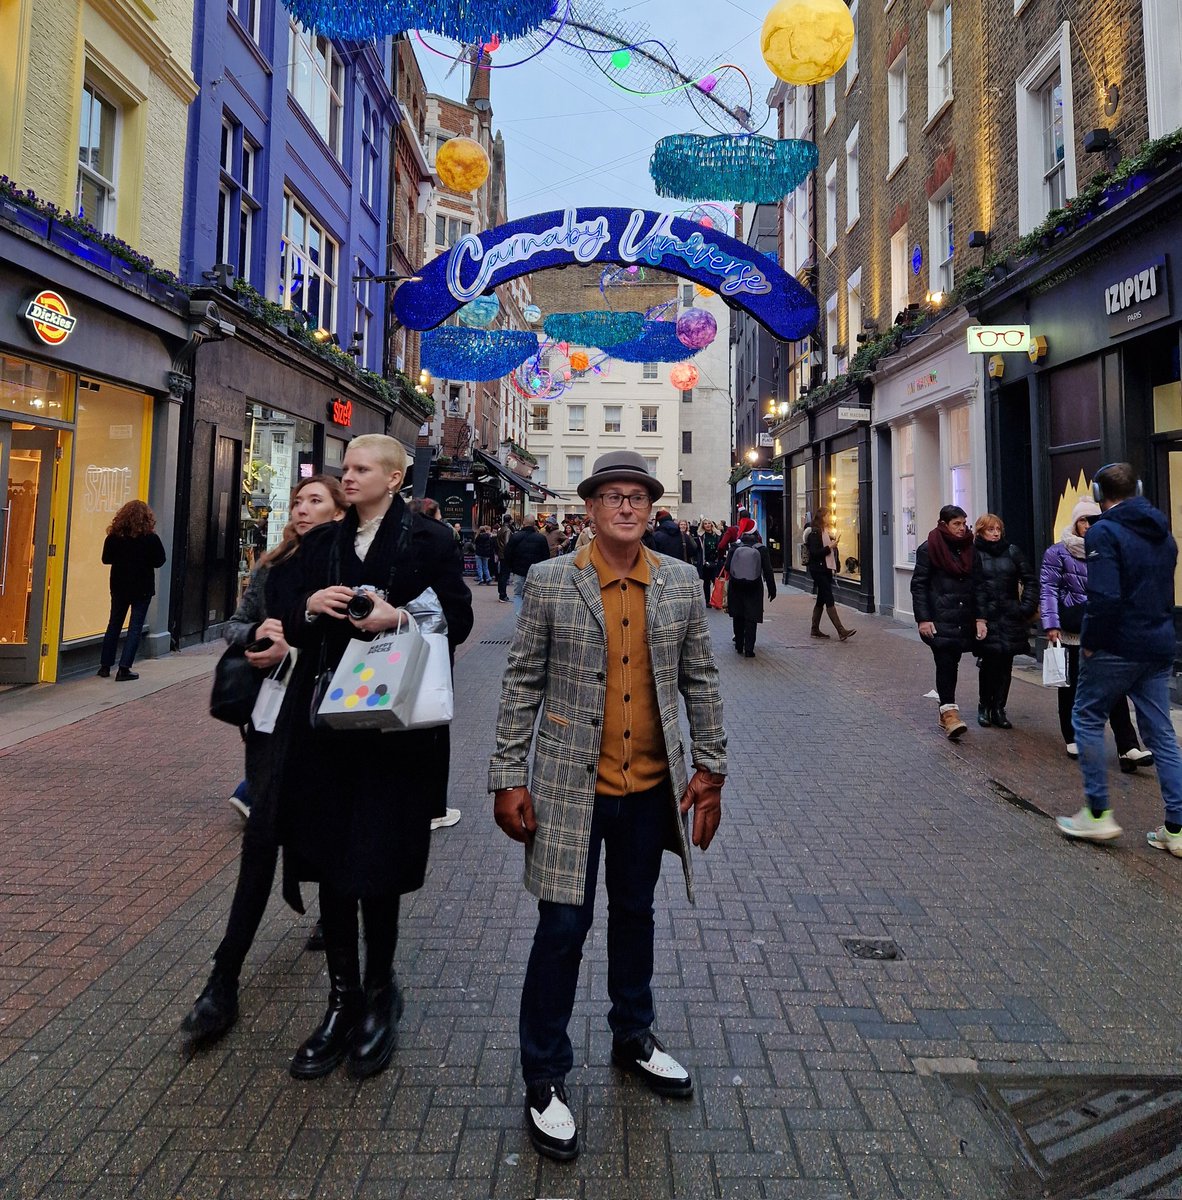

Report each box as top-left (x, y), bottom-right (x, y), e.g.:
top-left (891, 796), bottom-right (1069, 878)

top-left (347, 980), bottom-right (405, 1080)
top-left (180, 971), bottom-right (239, 1040)
top-left (990, 708), bottom-right (1013, 730)
top-left (290, 992), bottom-right (362, 1079)
top-left (977, 704), bottom-right (992, 727)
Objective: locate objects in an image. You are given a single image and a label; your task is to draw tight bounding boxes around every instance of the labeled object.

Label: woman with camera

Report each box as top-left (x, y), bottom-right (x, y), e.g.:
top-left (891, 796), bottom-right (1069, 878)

top-left (276, 434), bottom-right (472, 1081)
top-left (182, 475), bottom-right (346, 1041)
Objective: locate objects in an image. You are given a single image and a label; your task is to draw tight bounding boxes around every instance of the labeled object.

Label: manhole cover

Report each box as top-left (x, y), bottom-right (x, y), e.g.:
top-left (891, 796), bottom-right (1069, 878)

top-left (949, 1073), bottom-right (1182, 1198)
top-left (840, 936), bottom-right (901, 960)
top-left (479, 639), bottom-right (512, 645)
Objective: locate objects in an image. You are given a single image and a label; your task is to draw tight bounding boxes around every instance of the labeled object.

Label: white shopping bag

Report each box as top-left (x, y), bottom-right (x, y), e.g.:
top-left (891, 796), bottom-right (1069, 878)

top-left (405, 632), bottom-right (454, 729)
top-left (316, 615), bottom-right (428, 731)
top-left (250, 650), bottom-right (297, 734)
top-left (1042, 644), bottom-right (1069, 688)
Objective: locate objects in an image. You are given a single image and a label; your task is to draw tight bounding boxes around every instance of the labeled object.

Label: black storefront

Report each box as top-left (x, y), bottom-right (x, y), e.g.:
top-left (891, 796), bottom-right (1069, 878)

top-left (774, 381), bottom-right (876, 613)
top-left (175, 288), bottom-right (430, 645)
top-left (977, 161), bottom-right (1182, 672)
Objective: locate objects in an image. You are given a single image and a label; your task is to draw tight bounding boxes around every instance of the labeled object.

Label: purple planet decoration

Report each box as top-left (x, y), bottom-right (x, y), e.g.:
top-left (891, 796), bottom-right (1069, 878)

top-left (697, 74), bottom-right (718, 93)
top-left (675, 306), bottom-right (718, 350)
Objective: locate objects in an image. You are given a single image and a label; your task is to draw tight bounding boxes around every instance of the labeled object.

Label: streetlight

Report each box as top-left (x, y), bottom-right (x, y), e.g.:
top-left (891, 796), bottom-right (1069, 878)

top-left (352, 272), bottom-right (423, 379)
top-left (745, 448), bottom-right (760, 464)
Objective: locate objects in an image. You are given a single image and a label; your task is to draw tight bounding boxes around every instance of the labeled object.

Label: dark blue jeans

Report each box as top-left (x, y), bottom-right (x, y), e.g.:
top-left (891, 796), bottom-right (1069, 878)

top-left (100, 594), bottom-right (151, 670)
top-left (519, 782), bottom-right (670, 1085)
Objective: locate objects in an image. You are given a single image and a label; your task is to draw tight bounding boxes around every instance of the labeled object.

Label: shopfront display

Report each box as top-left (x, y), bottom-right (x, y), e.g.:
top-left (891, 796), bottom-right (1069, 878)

top-left (789, 461), bottom-right (809, 569)
top-left (829, 446), bottom-right (861, 580)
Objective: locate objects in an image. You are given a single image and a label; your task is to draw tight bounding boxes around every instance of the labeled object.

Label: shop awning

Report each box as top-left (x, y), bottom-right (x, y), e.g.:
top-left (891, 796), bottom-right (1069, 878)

top-left (473, 448), bottom-right (560, 499)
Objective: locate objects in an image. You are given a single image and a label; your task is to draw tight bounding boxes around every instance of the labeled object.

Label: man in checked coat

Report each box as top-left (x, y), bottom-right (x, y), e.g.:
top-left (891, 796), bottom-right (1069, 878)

top-left (489, 449), bottom-right (727, 1162)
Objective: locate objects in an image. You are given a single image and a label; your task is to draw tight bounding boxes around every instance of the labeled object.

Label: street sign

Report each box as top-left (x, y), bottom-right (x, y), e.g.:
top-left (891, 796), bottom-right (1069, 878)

top-left (837, 405), bottom-right (870, 421)
top-left (966, 325), bottom-right (1031, 353)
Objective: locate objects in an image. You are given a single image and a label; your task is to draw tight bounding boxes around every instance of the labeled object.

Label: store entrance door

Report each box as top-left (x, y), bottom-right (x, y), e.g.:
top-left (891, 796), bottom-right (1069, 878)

top-left (1155, 441), bottom-right (1182, 617)
top-left (0, 425), bottom-right (57, 683)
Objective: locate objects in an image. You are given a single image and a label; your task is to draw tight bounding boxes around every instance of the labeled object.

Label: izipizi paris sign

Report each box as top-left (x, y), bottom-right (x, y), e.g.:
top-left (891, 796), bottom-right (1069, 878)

top-left (1105, 255), bottom-right (1170, 337)
top-left (392, 208), bottom-right (819, 342)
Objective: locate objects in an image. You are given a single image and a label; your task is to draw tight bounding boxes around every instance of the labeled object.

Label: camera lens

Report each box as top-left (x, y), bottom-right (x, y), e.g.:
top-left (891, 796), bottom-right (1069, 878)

top-left (346, 590), bottom-right (375, 620)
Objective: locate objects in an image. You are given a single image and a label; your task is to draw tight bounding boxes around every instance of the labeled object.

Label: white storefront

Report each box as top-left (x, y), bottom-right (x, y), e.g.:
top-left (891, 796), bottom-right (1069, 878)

top-left (871, 308), bottom-right (987, 620)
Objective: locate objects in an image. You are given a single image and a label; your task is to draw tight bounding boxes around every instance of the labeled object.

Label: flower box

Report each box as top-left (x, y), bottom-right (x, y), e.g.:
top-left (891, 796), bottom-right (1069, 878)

top-left (147, 276), bottom-right (186, 307)
top-left (49, 221), bottom-right (112, 270)
top-left (109, 257), bottom-right (147, 289)
top-left (0, 195), bottom-right (50, 238)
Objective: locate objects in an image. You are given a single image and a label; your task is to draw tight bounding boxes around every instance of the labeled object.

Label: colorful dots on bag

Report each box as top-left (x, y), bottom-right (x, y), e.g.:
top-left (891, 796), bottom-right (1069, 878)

top-left (331, 679), bottom-right (391, 710)
top-left (387, 651), bottom-right (402, 664)
top-left (329, 687), bottom-right (345, 701)
top-left (360, 667), bottom-right (375, 681)
top-left (352, 662), bottom-right (366, 675)
top-left (343, 694), bottom-right (360, 708)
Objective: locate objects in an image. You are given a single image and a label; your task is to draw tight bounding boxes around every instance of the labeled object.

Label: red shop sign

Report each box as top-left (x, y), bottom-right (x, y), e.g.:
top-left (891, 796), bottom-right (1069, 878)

top-left (327, 397), bottom-right (353, 427)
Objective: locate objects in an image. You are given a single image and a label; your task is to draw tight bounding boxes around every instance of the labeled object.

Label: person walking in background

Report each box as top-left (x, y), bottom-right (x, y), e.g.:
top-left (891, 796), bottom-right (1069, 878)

top-left (489, 450), bottom-right (725, 1162)
top-left (544, 519), bottom-right (565, 558)
top-left (1055, 464), bottom-right (1182, 853)
top-left (505, 517), bottom-right (552, 614)
top-left (97, 500), bottom-right (167, 681)
top-left (650, 508), bottom-right (687, 559)
top-left (911, 505), bottom-right (978, 740)
top-left (678, 519), bottom-right (703, 569)
top-left (724, 519), bottom-right (776, 657)
top-left (971, 514), bottom-right (1036, 729)
top-left (473, 525), bottom-right (496, 585)
top-left (181, 475), bottom-right (346, 1042)
top-left (1040, 498), bottom-right (1153, 769)
top-left (496, 516), bottom-right (515, 603)
top-left (805, 510), bottom-right (856, 641)
top-left (698, 519), bottom-right (722, 608)
top-left (717, 508), bottom-right (758, 557)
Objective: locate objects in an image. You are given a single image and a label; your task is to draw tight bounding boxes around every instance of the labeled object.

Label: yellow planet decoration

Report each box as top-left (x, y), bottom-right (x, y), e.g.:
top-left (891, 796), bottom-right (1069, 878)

top-left (760, 0), bottom-right (855, 86)
top-left (436, 136), bottom-right (490, 192)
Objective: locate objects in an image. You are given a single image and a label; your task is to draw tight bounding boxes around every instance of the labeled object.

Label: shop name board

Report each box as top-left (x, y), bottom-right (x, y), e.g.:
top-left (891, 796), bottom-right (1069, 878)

top-left (837, 405), bottom-right (871, 422)
top-left (326, 397), bottom-right (353, 427)
top-left (23, 289), bottom-right (77, 345)
top-left (392, 207), bottom-right (819, 342)
top-left (906, 371), bottom-right (938, 396)
top-left (1105, 256), bottom-right (1169, 336)
top-left (966, 326), bottom-right (1031, 353)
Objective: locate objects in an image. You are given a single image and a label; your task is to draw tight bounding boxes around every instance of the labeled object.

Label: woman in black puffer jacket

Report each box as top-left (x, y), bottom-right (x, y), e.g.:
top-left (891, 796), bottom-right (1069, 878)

top-left (911, 505), bottom-right (978, 740)
top-left (972, 513), bottom-right (1036, 730)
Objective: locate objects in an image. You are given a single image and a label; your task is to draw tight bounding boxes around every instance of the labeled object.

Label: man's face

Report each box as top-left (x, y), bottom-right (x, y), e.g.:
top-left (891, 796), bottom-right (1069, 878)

top-left (586, 486), bottom-right (652, 550)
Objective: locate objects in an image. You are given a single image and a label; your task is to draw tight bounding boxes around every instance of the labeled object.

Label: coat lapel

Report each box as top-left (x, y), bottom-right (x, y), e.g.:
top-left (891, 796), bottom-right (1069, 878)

top-left (642, 546), bottom-right (667, 633)
top-left (571, 543), bottom-right (606, 636)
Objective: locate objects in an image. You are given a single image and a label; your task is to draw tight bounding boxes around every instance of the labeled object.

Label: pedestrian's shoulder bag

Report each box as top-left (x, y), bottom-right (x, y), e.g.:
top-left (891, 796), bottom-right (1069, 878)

top-left (210, 643), bottom-right (263, 726)
top-left (801, 528), bottom-right (812, 568)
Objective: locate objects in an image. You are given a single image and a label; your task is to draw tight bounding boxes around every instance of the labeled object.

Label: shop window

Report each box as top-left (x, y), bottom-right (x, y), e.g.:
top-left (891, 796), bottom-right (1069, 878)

top-left (280, 191), bottom-right (338, 332)
top-left (641, 406), bottom-right (658, 433)
top-left (324, 435), bottom-right (346, 468)
top-left (240, 403), bottom-right (316, 586)
top-left (77, 79), bottom-right (118, 233)
top-left (1016, 24), bottom-right (1076, 234)
top-left (288, 20), bottom-right (344, 157)
top-left (830, 446), bottom-right (861, 580)
top-left (898, 422), bottom-right (917, 564)
top-left (604, 405), bottom-right (622, 433)
top-left (62, 381), bottom-right (151, 641)
top-left (949, 404), bottom-right (972, 515)
top-left (0, 354), bottom-right (75, 422)
top-left (927, 0), bottom-right (953, 119)
top-left (888, 50), bottom-right (908, 171)
top-left (1150, 330), bottom-right (1182, 432)
top-left (790, 463), bottom-right (808, 569)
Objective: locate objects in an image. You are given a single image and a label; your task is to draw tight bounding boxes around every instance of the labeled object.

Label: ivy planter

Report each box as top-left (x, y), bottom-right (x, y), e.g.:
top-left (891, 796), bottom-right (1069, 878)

top-left (0, 195), bottom-right (50, 238)
top-left (109, 258), bottom-right (147, 289)
top-left (49, 221), bottom-right (112, 270)
top-left (147, 276), bottom-right (186, 307)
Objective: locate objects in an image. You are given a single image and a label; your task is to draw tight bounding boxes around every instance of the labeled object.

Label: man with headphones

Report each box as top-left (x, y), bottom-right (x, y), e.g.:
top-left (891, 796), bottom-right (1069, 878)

top-left (1057, 462), bottom-right (1182, 856)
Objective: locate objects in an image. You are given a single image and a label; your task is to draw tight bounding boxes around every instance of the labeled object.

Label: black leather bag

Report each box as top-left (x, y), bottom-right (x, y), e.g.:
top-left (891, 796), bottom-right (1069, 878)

top-left (210, 644), bottom-right (263, 725)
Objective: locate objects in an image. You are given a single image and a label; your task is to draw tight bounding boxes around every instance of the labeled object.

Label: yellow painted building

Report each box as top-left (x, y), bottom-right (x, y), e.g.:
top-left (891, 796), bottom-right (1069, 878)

top-left (0, 0), bottom-right (197, 270)
top-left (0, 0), bottom-right (198, 683)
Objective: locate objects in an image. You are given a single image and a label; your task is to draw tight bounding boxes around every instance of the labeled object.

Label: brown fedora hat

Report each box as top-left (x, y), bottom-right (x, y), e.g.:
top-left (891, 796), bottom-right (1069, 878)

top-left (577, 450), bottom-right (665, 501)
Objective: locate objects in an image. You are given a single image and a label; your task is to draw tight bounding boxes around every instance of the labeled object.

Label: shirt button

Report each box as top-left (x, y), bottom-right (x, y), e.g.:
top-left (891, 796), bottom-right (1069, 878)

top-left (624, 730), bottom-right (631, 739)
top-left (623, 693), bottom-right (630, 702)
top-left (590, 717), bottom-right (599, 726)
top-left (622, 618), bottom-right (629, 627)
top-left (621, 582), bottom-right (627, 591)
top-left (622, 655), bottom-right (629, 664)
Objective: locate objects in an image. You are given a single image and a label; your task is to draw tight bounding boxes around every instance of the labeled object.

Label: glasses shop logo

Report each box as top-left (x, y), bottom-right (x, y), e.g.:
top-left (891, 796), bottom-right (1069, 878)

top-left (23, 289), bottom-right (77, 346)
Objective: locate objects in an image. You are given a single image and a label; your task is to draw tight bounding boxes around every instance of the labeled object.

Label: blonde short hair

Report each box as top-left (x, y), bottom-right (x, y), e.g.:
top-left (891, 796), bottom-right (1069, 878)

top-left (974, 513), bottom-right (1005, 537)
top-left (347, 434), bottom-right (407, 479)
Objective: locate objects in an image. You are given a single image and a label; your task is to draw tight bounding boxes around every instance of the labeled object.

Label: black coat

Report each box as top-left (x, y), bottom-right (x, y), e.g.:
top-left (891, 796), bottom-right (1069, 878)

top-left (505, 527), bottom-right (551, 575)
top-left (273, 500), bottom-right (473, 905)
top-left (102, 533), bottom-right (166, 599)
top-left (724, 537), bottom-right (776, 623)
top-left (473, 531), bottom-right (495, 557)
top-left (972, 538), bottom-right (1036, 656)
top-left (651, 517), bottom-right (689, 560)
top-left (911, 539), bottom-right (975, 652)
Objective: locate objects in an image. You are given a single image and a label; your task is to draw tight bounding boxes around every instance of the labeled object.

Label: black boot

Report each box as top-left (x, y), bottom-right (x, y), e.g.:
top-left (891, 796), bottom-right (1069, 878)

top-left (977, 704), bottom-right (992, 727)
top-left (990, 707), bottom-right (1012, 729)
top-left (349, 978), bottom-right (404, 1079)
top-left (180, 970), bottom-right (238, 1040)
top-left (290, 938), bottom-right (362, 1080)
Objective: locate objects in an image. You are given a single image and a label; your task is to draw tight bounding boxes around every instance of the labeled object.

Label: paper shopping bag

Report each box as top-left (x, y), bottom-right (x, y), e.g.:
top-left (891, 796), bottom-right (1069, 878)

top-left (250, 651), bottom-right (297, 734)
top-left (316, 617), bottom-right (428, 731)
top-left (709, 572), bottom-right (728, 610)
top-left (1042, 644), bottom-right (1069, 688)
top-left (405, 632), bottom-right (454, 729)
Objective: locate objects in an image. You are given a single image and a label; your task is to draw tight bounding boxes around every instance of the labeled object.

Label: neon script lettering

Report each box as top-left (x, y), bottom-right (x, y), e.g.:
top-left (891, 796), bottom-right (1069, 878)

top-left (618, 211), bottom-right (771, 296)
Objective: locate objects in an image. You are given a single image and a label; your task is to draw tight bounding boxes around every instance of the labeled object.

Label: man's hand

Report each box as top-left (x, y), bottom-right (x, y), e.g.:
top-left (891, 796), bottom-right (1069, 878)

top-left (918, 621), bottom-right (936, 639)
top-left (975, 619), bottom-right (988, 640)
top-left (494, 786), bottom-right (537, 844)
top-left (680, 768), bottom-right (723, 850)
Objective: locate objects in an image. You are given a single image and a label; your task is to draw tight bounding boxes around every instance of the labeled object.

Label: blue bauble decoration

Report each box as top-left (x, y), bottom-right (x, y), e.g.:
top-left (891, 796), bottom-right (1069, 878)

top-left (542, 311), bottom-right (644, 347)
top-left (458, 294), bottom-right (500, 328)
top-left (523, 303), bottom-right (542, 324)
top-left (605, 321), bottom-right (700, 363)
top-left (650, 134), bottom-right (819, 203)
top-left (421, 328), bottom-right (539, 382)
top-left (281, 0), bottom-right (553, 43)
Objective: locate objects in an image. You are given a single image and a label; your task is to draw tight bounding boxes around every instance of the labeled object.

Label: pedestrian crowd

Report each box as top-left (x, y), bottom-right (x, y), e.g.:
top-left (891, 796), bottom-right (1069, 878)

top-left (174, 441), bottom-right (1179, 1168)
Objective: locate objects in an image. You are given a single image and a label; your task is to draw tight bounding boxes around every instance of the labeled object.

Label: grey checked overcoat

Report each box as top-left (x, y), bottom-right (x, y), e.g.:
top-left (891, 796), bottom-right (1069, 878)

top-left (488, 542), bottom-right (727, 906)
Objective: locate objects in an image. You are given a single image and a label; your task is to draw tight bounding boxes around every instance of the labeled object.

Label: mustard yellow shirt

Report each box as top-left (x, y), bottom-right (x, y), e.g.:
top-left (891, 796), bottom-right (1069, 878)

top-left (591, 540), bottom-right (667, 796)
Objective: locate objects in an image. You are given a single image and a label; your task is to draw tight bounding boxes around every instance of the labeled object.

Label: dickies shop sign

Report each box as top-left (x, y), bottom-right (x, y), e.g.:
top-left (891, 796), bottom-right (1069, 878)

top-left (1105, 255), bottom-right (1170, 336)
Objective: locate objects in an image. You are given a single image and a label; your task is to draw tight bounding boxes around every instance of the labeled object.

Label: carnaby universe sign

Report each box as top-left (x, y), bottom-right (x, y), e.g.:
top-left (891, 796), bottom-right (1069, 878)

top-left (392, 207), bottom-right (820, 342)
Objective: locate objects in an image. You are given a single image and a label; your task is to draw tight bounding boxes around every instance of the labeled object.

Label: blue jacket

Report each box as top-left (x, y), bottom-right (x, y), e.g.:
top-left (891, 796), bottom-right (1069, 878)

top-left (1081, 496), bottom-right (1177, 661)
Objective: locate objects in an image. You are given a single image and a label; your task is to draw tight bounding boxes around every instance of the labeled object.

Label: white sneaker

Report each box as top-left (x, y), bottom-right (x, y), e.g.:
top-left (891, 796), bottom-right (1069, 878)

top-left (1120, 748), bottom-right (1155, 767)
top-left (1147, 825), bottom-right (1182, 857)
top-left (1065, 742), bottom-right (1079, 759)
top-left (1056, 806), bottom-right (1122, 842)
top-left (430, 808), bottom-right (461, 830)
top-left (228, 794), bottom-right (251, 822)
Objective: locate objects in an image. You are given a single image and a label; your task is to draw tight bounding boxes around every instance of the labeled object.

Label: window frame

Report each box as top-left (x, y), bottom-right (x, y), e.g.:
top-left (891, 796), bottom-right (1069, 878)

top-left (845, 124), bottom-right (860, 229)
top-left (280, 190), bottom-right (339, 332)
top-left (1015, 23), bottom-right (1077, 234)
top-left (76, 78), bottom-right (119, 234)
top-left (530, 404), bottom-right (550, 432)
top-left (567, 403), bottom-right (586, 433)
top-left (845, 0), bottom-right (859, 91)
top-left (926, 0), bottom-right (953, 122)
top-left (603, 404), bottom-right (623, 433)
top-left (287, 19), bottom-right (345, 159)
top-left (825, 160), bottom-right (838, 251)
top-left (890, 225), bottom-right (910, 321)
top-left (641, 362), bottom-right (659, 381)
top-left (823, 75), bottom-right (836, 131)
top-left (640, 405), bottom-right (659, 433)
top-left (887, 49), bottom-right (908, 174)
top-left (566, 454), bottom-right (585, 487)
top-left (826, 292), bottom-right (839, 380)
top-left (928, 182), bottom-right (954, 294)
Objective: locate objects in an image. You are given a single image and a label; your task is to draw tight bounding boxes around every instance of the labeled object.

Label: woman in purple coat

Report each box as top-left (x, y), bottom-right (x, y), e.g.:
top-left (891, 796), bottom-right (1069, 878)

top-left (1040, 498), bottom-right (1153, 770)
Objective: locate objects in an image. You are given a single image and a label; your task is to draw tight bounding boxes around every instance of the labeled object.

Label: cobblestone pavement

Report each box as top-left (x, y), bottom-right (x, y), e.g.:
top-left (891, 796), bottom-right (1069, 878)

top-left (1, 584), bottom-right (1180, 1199)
